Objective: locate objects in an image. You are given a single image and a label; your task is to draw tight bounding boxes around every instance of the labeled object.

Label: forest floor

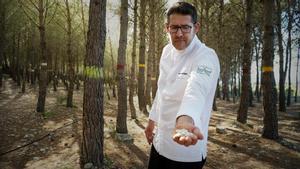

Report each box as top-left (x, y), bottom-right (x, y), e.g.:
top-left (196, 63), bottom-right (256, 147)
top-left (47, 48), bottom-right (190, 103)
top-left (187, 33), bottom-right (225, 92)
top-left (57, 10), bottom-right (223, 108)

top-left (0, 77), bottom-right (300, 169)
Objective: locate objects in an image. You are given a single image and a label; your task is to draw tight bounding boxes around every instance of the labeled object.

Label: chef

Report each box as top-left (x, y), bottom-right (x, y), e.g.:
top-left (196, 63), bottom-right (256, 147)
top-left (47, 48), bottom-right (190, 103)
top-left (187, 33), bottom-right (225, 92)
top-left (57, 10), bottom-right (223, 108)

top-left (144, 2), bottom-right (220, 169)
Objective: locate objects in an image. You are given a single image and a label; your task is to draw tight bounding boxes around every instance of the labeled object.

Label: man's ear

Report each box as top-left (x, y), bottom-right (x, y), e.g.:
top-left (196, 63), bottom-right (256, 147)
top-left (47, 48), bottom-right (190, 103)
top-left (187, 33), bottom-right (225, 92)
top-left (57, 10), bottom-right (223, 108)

top-left (164, 23), bottom-right (169, 33)
top-left (194, 22), bottom-right (200, 33)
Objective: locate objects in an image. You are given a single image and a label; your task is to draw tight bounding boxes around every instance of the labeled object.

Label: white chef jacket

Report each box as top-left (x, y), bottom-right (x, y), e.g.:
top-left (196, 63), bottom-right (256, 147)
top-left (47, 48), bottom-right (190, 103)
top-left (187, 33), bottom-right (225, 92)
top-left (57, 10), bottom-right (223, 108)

top-left (149, 35), bottom-right (220, 162)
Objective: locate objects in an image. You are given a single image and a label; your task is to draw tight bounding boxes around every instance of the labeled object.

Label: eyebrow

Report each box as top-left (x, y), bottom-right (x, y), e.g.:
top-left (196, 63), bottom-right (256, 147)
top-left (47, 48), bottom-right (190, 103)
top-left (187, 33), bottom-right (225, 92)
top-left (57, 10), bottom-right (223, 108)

top-left (169, 24), bottom-right (192, 27)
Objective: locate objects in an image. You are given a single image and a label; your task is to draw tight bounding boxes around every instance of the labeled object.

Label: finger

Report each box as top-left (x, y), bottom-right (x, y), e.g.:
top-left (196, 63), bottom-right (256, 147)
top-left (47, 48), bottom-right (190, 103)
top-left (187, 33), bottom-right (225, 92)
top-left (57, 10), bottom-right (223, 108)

top-left (145, 131), bottom-right (152, 144)
top-left (173, 133), bottom-right (181, 142)
top-left (147, 135), bottom-right (153, 144)
top-left (184, 136), bottom-right (192, 146)
top-left (192, 127), bottom-right (204, 140)
top-left (148, 137), bottom-right (153, 144)
top-left (190, 134), bottom-right (198, 145)
top-left (173, 133), bottom-right (181, 139)
top-left (178, 136), bottom-right (186, 145)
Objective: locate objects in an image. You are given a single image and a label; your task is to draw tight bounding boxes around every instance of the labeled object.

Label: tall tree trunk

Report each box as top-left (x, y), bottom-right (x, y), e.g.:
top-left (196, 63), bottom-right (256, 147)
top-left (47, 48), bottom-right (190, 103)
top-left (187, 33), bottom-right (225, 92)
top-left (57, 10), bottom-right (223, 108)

top-left (286, 0), bottom-right (293, 106)
top-left (150, 0), bottom-right (157, 101)
top-left (238, 63), bottom-right (241, 97)
top-left (22, 67), bottom-right (26, 93)
top-left (65, 0), bottom-right (75, 108)
top-left (295, 40), bottom-right (299, 103)
top-left (108, 38), bottom-right (116, 98)
top-left (36, 0), bottom-right (48, 113)
top-left (129, 0), bottom-right (138, 119)
top-left (249, 79), bottom-right (254, 107)
top-left (153, 2), bottom-right (165, 99)
top-left (222, 74), bottom-right (230, 101)
top-left (16, 32), bottom-right (21, 86)
top-left (196, 0), bottom-right (204, 39)
top-left (146, 0), bottom-right (156, 106)
top-left (116, 0), bottom-right (128, 134)
top-left (287, 47), bottom-right (292, 106)
top-left (261, 0), bottom-right (278, 140)
top-left (216, 79), bottom-right (221, 98)
top-left (231, 67), bottom-right (236, 103)
top-left (81, 0), bottom-right (106, 167)
top-left (53, 53), bottom-right (58, 92)
top-left (212, 97), bottom-right (218, 111)
top-left (204, 1), bottom-right (211, 43)
top-left (11, 33), bottom-right (16, 82)
top-left (230, 69), bottom-right (235, 103)
top-left (80, 0), bottom-right (87, 44)
top-left (237, 0), bottom-right (253, 124)
top-left (0, 0), bottom-right (5, 88)
top-left (233, 53), bottom-right (238, 102)
top-left (218, 0), bottom-right (229, 102)
top-left (275, 0), bottom-right (286, 111)
top-left (138, 0), bottom-right (147, 113)
top-left (254, 28), bottom-right (261, 102)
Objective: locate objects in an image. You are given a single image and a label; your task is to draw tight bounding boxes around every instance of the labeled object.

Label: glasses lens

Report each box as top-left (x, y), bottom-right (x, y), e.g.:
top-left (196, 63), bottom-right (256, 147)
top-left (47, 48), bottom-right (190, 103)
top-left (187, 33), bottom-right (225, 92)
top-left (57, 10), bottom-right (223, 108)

top-left (181, 25), bottom-right (191, 33)
top-left (169, 25), bottom-right (192, 33)
top-left (169, 26), bottom-right (179, 33)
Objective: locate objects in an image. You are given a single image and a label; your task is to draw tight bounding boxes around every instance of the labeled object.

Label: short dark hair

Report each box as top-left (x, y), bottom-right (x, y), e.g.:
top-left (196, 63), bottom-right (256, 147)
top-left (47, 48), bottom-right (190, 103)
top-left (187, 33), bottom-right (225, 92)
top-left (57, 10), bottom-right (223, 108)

top-left (167, 2), bottom-right (197, 24)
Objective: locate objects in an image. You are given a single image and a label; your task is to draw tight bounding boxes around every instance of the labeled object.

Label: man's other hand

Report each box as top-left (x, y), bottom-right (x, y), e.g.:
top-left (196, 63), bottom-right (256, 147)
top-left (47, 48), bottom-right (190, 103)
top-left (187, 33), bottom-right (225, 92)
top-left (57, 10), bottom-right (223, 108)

top-left (144, 119), bottom-right (155, 144)
top-left (173, 115), bottom-right (203, 146)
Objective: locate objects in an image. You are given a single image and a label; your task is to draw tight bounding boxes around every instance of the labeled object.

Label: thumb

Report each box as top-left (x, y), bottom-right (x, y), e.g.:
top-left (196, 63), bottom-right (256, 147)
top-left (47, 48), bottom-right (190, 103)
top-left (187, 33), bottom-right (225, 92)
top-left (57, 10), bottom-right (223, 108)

top-left (192, 127), bottom-right (203, 140)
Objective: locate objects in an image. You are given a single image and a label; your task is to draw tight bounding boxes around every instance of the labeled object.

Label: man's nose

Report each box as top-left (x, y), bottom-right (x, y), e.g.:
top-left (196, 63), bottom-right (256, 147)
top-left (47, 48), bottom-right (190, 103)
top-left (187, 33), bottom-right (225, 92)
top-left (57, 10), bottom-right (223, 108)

top-left (176, 28), bottom-right (183, 36)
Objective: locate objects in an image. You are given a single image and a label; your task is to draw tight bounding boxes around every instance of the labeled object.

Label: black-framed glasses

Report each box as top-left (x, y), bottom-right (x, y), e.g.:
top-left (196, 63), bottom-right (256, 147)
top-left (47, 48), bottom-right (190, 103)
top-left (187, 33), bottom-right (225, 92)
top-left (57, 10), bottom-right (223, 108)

top-left (168, 25), bottom-right (193, 33)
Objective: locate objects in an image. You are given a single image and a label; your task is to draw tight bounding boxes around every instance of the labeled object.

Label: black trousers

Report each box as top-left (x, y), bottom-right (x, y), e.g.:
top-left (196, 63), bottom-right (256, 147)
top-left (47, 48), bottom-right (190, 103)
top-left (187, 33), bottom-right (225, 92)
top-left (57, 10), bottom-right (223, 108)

top-left (148, 145), bottom-right (206, 169)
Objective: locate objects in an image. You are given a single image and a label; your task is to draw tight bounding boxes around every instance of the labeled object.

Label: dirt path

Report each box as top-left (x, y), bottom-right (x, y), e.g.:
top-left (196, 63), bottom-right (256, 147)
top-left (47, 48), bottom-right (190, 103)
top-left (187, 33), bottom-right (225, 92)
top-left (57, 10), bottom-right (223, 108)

top-left (0, 78), bottom-right (300, 169)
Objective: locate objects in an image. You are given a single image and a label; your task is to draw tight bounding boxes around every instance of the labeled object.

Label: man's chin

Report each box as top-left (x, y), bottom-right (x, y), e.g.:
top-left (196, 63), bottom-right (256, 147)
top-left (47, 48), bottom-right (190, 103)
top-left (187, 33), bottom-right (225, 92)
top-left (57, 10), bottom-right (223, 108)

top-left (174, 45), bottom-right (186, 50)
top-left (172, 41), bottom-right (187, 50)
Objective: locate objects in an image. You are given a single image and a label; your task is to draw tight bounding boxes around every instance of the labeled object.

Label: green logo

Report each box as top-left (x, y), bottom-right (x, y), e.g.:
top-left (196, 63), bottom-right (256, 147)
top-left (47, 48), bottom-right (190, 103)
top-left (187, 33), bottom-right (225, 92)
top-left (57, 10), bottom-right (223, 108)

top-left (197, 65), bottom-right (212, 76)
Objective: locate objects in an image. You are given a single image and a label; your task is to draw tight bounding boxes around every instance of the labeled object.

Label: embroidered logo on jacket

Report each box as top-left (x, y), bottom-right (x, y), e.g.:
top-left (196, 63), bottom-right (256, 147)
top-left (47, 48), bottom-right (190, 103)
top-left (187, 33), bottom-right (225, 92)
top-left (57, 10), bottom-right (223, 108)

top-left (197, 65), bottom-right (212, 76)
top-left (177, 72), bottom-right (189, 80)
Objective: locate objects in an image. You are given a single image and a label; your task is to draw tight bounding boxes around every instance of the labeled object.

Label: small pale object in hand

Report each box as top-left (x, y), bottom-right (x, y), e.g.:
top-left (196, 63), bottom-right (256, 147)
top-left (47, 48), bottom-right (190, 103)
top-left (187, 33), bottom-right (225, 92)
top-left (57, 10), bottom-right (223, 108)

top-left (175, 129), bottom-right (195, 137)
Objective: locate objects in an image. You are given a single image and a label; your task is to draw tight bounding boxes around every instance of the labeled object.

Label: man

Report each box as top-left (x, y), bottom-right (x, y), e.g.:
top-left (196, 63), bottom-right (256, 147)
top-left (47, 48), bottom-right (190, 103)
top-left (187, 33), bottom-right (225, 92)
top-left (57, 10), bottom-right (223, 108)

top-left (144, 2), bottom-right (220, 169)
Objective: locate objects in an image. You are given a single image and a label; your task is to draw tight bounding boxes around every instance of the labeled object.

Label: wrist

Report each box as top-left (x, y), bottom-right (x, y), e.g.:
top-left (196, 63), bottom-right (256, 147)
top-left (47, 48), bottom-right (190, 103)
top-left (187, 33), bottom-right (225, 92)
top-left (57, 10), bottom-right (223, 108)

top-left (176, 115), bottom-right (194, 126)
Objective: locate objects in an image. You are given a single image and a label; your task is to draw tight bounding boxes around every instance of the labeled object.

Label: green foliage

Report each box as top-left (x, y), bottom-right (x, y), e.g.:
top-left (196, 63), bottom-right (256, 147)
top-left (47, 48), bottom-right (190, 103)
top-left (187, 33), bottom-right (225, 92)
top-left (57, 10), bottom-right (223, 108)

top-left (44, 111), bottom-right (56, 118)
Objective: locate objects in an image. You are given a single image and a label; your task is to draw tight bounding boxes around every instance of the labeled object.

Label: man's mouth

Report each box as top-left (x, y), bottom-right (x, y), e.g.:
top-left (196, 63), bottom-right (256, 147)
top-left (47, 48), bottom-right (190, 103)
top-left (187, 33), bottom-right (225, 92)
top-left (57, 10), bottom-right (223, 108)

top-left (174, 39), bottom-right (184, 42)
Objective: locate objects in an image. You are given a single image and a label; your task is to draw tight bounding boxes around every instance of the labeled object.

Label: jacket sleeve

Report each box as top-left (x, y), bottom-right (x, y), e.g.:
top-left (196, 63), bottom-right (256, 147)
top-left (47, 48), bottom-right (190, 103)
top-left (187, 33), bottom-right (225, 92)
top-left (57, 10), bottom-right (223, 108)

top-left (149, 91), bottom-right (159, 122)
top-left (176, 53), bottom-right (220, 133)
top-left (148, 45), bottom-right (170, 123)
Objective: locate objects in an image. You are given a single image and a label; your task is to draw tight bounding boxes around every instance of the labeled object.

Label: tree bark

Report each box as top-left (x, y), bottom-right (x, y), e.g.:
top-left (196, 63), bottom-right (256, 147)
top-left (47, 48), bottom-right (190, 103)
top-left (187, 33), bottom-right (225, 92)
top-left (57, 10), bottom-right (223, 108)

top-left (253, 27), bottom-right (261, 102)
top-left (138, 0), bottom-right (147, 113)
top-left (204, 1), bottom-right (211, 43)
top-left (116, 0), bottom-right (128, 134)
top-left (53, 53), bottom-right (58, 92)
top-left (237, 0), bottom-right (253, 124)
top-left (286, 0), bottom-right (293, 106)
top-left (146, 0), bottom-right (156, 106)
top-left (108, 38), bottom-right (116, 98)
top-left (129, 0), bottom-right (138, 119)
top-left (0, 0), bottom-right (5, 88)
top-left (65, 0), bottom-right (75, 108)
top-left (16, 32), bottom-right (21, 86)
top-left (80, 0), bottom-right (87, 44)
top-left (295, 40), bottom-right (299, 103)
top-left (275, 0), bottom-right (286, 111)
top-left (81, 0), bottom-right (106, 168)
top-left (261, 0), bottom-right (278, 140)
top-left (36, 0), bottom-right (48, 113)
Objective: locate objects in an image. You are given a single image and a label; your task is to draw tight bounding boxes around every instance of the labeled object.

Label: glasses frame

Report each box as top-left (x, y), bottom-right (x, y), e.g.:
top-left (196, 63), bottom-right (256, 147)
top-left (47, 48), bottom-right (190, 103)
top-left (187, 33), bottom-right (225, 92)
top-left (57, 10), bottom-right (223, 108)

top-left (168, 24), bottom-right (194, 33)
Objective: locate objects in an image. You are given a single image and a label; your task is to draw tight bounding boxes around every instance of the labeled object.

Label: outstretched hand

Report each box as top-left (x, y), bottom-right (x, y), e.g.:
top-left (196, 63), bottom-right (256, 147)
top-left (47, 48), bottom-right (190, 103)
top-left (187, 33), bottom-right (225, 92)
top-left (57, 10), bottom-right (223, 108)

top-left (173, 115), bottom-right (203, 147)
